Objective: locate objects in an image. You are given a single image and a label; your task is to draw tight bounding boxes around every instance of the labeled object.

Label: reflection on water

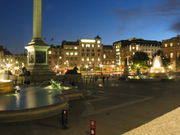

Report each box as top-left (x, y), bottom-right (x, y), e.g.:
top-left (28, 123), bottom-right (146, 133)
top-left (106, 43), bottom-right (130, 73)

top-left (0, 86), bottom-right (62, 111)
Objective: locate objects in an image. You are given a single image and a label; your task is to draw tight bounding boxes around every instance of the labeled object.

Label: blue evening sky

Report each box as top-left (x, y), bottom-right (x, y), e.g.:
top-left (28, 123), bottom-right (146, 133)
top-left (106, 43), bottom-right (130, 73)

top-left (0, 0), bottom-right (180, 53)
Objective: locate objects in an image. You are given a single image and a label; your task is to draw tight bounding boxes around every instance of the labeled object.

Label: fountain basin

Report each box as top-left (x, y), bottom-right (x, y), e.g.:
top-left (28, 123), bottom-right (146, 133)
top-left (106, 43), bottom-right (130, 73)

top-left (0, 80), bottom-right (14, 94)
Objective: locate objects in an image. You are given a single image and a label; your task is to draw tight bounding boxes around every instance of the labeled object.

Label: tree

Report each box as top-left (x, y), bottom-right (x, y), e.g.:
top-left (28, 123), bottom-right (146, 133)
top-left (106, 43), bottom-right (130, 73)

top-left (131, 52), bottom-right (149, 71)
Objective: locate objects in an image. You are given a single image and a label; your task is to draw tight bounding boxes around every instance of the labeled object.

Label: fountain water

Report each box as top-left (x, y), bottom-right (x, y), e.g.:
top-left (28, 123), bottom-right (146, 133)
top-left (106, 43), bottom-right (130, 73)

top-left (0, 70), bottom-right (14, 94)
top-left (149, 56), bottom-right (167, 78)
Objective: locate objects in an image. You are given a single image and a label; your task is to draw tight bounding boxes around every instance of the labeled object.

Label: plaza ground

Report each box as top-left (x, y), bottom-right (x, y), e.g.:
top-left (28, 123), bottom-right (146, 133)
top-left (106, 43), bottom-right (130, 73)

top-left (1, 79), bottom-right (180, 135)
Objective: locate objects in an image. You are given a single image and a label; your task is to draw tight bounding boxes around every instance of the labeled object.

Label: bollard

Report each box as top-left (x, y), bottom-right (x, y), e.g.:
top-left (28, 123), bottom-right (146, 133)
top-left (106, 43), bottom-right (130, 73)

top-left (61, 110), bottom-right (68, 129)
top-left (90, 120), bottom-right (96, 135)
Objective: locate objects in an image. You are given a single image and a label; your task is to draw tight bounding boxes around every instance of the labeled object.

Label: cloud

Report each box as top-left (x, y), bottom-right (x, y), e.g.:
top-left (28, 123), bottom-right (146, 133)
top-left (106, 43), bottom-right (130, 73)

top-left (115, 0), bottom-right (180, 33)
top-left (169, 20), bottom-right (180, 33)
top-left (116, 0), bottom-right (180, 20)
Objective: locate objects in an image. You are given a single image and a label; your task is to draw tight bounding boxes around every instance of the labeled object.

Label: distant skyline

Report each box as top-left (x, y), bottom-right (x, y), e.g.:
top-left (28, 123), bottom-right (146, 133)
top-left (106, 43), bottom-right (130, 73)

top-left (0, 0), bottom-right (180, 54)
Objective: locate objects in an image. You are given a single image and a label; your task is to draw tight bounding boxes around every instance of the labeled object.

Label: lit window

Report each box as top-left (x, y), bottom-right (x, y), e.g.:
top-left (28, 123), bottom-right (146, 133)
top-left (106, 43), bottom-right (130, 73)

top-left (133, 52), bottom-right (135, 55)
top-left (92, 58), bottom-right (94, 61)
top-left (82, 44), bottom-right (84, 47)
top-left (170, 52), bottom-right (173, 58)
top-left (87, 58), bottom-right (89, 61)
top-left (70, 52), bottom-right (73, 55)
top-left (103, 54), bottom-right (106, 59)
top-left (116, 49), bottom-right (120, 52)
top-left (136, 45), bottom-right (139, 51)
top-left (97, 40), bottom-right (101, 44)
top-left (92, 44), bottom-right (94, 47)
top-left (75, 52), bottom-right (78, 55)
top-left (170, 43), bottom-right (173, 47)
top-left (86, 44), bottom-right (90, 47)
top-left (98, 58), bottom-right (100, 61)
top-left (66, 52), bottom-right (69, 55)
top-left (130, 46), bottom-right (132, 51)
top-left (82, 58), bottom-right (84, 61)
top-left (132, 47), bottom-right (135, 50)
top-left (48, 51), bottom-right (52, 54)
top-left (165, 44), bottom-right (168, 47)
top-left (98, 45), bottom-right (100, 48)
top-left (74, 47), bottom-right (78, 49)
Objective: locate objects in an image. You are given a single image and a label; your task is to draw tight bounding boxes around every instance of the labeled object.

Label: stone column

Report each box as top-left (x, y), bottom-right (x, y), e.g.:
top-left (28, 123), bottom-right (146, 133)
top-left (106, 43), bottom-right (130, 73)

top-left (33, 0), bottom-right (42, 39)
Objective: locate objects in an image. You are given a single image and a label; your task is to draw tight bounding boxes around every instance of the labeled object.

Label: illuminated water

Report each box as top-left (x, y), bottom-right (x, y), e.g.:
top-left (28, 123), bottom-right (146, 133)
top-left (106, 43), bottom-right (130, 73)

top-left (0, 86), bottom-right (63, 111)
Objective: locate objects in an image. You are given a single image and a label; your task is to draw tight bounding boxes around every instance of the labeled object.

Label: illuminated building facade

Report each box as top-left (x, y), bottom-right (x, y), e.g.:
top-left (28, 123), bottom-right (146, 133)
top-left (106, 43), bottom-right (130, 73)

top-left (79, 36), bottom-right (103, 71)
top-left (113, 38), bottom-right (161, 66)
top-left (48, 45), bottom-right (63, 72)
top-left (102, 45), bottom-right (116, 71)
top-left (48, 36), bottom-right (105, 72)
top-left (162, 35), bottom-right (180, 71)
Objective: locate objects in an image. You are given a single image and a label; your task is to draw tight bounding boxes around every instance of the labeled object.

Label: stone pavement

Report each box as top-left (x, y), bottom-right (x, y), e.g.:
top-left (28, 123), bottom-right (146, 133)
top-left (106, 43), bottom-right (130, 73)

top-left (1, 80), bottom-right (180, 135)
top-left (123, 107), bottom-right (180, 135)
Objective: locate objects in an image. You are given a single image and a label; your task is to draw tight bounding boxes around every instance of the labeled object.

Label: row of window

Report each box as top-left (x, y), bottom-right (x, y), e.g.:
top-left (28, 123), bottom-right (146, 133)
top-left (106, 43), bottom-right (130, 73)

top-left (164, 43), bottom-right (180, 47)
top-left (81, 44), bottom-right (101, 48)
top-left (64, 47), bottom-right (78, 50)
top-left (81, 53), bottom-right (101, 56)
top-left (81, 58), bottom-right (101, 62)
top-left (82, 49), bottom-right (101, 52)
top-left (65, 52), bottom-right (78, 55)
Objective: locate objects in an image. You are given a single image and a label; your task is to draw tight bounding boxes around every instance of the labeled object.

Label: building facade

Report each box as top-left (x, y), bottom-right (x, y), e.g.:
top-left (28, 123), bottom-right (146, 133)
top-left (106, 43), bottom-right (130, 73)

top-left (48, 36), bottom-right (104, 73)
top-left (162, 35), bottom-right (180, 71)
top-left (113, 38), bottom-right (162, 67)
top-left (102, 45), bottom-right (116, 72)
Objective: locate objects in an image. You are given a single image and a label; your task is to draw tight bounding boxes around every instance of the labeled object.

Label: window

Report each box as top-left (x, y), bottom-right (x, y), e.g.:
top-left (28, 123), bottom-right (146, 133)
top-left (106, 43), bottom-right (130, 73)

top-left (98, 58), bottom-right (100, 61)
top-left (74, 47), bottom-right (78, 49)
top-left (92, 49), bottom-right (94, 52)
top-left (82, 49), bottom-right (84, 51)
top-left (86, 44), bottom-right (90, 47)
top-left (170, 43), bottom-right (173, 47)
top-left (66, 52), bottom-right (69, 55)
top-left (87, 53), bottom-right (90, 56)
top-left (98, 45), bottom-right (100, 48)
top-left (177, 52), bottom-right (180, 58)
top-left (92, 53), bottom-right (95, 56)
top-left (97, 40), bottom-right (101, 44)
top-left (87, 49), bottom-right (90, 52)
top-left (82, 58), bottom-right (84, 61)
top-left (74, 52), bottom-right (78, 55)
top-left (165, 44), bottom-right (168, 47)
top-left (92, 44), bottom-right (94, 47)
top-left (81, 53), bottom-right (84, 56)
top-left (48, 51), bottom-right (52, 54)
top-left (136, 45), bottom-right (139, 51)
top-left (170, 52), bottom-right (173, 58)
top-left (82, 44), bottom-right (84, 47)
top-left (87, 58), bottom-right (89, 61)
top-left (129, 46), bottom-right (132, 51)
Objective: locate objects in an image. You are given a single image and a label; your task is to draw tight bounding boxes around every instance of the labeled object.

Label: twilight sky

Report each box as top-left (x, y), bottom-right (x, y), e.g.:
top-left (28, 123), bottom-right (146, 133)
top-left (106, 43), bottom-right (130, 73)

top-left (0, 0), bottom-right (180, 54)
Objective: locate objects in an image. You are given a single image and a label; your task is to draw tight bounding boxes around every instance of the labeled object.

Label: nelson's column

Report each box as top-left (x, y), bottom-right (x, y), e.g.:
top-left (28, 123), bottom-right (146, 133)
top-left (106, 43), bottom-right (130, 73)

top-left (25, 0), bottom-right (55, 83)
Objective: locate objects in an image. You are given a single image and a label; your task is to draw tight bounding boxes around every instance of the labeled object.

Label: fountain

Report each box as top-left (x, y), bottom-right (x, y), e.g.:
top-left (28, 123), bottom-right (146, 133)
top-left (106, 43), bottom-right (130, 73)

top-left (149, 56), bottom-right (167, 78)
top-left (0, 70), bottom-right (14, 94)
